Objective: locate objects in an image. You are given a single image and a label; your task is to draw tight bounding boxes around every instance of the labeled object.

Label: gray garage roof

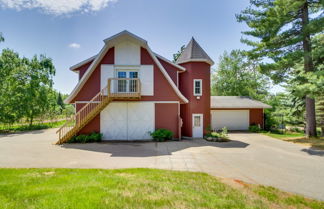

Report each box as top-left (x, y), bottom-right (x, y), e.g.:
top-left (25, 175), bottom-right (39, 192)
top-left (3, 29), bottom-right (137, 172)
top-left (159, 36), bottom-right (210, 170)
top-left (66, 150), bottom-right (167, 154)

top-left (211, 96), bottom-right (272, 109)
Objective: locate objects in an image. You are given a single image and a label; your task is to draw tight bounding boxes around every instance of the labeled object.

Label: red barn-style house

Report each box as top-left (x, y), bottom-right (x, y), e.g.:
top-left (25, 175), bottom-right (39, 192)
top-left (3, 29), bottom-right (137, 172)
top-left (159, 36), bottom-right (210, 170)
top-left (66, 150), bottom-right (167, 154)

top-left (56, 31), bottom-right (270, 144)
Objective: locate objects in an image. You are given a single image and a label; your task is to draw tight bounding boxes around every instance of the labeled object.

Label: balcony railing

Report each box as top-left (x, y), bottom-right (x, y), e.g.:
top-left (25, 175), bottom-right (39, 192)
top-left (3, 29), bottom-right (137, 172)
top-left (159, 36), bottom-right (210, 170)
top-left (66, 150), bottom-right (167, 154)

top-left (108, 78), bottom-right (141, 99)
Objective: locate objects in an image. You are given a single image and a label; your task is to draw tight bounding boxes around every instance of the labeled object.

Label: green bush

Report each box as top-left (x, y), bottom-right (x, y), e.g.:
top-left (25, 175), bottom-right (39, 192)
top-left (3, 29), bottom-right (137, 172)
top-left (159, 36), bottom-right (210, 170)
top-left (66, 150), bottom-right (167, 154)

top-left (68, 132), bottom-right (102, 143)
top-left (249, 125), bottom-right (261, 133)
top-left (150, 129), bottom-right (173, 142)
top-left (221, 127), bottom-right (228, 138)
top-left (204, 127), bottom-right (229, 142)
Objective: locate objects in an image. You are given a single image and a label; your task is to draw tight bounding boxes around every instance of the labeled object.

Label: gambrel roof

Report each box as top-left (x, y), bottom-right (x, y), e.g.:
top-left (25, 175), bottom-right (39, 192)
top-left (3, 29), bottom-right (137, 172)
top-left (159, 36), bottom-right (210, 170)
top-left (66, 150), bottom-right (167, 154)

top-left (65, 30), bottom-right (189, 104)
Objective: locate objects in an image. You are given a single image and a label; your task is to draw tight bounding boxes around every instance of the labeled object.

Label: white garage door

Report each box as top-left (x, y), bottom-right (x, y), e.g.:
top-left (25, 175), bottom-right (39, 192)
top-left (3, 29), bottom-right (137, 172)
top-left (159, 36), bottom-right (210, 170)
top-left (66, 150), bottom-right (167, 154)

top-left (100, 102), bottom-right (154, 140)
top-left (211, 110), bottom-right (249, 131)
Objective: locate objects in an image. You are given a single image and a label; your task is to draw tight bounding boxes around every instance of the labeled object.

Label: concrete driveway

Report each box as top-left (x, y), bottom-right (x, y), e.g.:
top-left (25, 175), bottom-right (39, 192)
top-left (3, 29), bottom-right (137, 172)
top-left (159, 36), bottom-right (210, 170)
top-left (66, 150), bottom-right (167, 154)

top-left (0, 128), bottom-right (324, 200)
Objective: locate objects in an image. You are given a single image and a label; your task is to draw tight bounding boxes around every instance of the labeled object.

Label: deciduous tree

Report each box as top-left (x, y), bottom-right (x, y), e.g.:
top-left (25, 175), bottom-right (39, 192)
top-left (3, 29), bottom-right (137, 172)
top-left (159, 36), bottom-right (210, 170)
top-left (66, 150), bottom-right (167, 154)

top-left (23, 55), bottom-right (56, 126)
top-left (211, 50), bottom-right (270, 101)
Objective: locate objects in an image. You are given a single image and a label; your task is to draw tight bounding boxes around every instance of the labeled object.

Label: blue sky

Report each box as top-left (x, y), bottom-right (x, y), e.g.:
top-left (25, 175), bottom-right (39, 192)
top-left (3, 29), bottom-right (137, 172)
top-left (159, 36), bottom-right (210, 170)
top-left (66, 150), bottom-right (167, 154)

top-left (0, 0), bottom-right (283, 94)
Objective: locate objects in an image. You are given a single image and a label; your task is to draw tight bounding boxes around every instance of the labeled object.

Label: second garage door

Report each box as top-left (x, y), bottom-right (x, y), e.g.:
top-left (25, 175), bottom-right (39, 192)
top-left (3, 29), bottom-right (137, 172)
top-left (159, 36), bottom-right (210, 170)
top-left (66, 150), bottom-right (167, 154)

top-left (211, 110), bottom-right (249, 131)
top-left (100, 102), bottom-right (155, 140)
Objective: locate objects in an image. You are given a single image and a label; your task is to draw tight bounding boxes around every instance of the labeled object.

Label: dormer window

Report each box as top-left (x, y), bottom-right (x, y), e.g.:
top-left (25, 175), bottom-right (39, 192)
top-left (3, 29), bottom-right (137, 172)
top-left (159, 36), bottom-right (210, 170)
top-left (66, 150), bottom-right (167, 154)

top-left (193, 79), bottom-right (202, 96)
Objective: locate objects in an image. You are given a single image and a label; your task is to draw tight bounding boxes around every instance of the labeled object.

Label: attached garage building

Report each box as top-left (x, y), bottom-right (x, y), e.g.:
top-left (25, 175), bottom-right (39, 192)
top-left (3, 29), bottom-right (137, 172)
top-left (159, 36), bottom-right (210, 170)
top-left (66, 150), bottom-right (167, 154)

top-left (211, 96), bottom-right (271, 131)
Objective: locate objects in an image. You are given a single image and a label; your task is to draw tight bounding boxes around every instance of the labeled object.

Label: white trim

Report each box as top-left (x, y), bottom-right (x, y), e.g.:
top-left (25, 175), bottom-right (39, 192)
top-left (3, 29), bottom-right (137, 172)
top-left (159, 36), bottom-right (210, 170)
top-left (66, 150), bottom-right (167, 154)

top-left (65, 31), bottom-right (189, 104)
top-left (104, 30), bottom-right (147, 45)
top-left (262, 108), bottom-right (265, 129)
top-left (177, 59), bottom-right (214, 66)
top-left (154, 101), bottom-right (179, 104)
top-left (114, 65), bottom-right (141, 69)
top-left (75, 101), bottom-right (101, 103)
top-left (75, 100), bottom-right (179, 104)
top-left (100, 101), bottom-right (179, 104)
top-left (177, 71), bottom-right (179, 87)
top-left (154, 53), bottom-right (186, 71)
top-left (70, 55), bottom-right (97, 71)
top-left (192, 113), bottom-right (203, 138)
top-left (193, 79), bottom-right (202, 96)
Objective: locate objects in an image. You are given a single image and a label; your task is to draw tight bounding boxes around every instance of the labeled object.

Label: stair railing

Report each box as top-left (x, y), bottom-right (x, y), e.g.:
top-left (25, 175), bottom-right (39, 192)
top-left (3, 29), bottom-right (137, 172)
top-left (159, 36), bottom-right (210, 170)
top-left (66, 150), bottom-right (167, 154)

top-left (56, 78), bottom-right (141, 144)
top-left (56, 80), bottom-right (111, 143)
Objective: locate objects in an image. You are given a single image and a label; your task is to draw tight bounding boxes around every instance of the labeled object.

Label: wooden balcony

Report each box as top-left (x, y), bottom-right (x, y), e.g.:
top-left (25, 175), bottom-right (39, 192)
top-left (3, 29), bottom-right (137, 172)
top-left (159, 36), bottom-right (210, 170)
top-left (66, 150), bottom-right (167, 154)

top-left (108, 78), bottom-right (141, 100)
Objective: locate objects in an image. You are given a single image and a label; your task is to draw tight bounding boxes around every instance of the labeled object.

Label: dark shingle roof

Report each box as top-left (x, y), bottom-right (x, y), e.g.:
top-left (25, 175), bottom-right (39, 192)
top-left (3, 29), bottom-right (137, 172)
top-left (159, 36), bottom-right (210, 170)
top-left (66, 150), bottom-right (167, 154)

top-left (211, 96), bottom-right (272, 109)
top-left (176, 37), bottom-right (214, 65)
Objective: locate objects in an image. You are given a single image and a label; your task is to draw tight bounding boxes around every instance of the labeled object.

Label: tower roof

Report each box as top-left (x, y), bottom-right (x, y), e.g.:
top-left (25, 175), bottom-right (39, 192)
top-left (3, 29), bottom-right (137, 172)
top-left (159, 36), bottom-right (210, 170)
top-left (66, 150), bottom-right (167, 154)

top-left (176, 37), bottom-right (214, 65)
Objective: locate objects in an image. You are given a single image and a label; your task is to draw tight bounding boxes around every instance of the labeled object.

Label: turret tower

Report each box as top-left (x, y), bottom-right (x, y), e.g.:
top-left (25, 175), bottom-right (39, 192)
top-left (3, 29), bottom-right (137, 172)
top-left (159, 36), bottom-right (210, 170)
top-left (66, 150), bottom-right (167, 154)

top-left (177, 38), bottom-right (214, 137)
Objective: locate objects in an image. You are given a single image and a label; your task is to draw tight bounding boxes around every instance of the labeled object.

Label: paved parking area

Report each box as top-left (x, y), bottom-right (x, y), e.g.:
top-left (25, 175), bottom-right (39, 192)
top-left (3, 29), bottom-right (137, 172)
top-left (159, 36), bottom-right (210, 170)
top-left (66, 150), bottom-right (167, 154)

top-left (0, 128), bottom-right (324, 200)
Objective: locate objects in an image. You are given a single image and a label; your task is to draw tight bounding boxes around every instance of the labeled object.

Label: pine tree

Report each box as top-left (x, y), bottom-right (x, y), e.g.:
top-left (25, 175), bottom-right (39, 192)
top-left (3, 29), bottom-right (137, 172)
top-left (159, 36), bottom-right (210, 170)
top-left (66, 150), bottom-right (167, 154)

top-left (236, 0), bottom-right (323, 137)
top-left (172, 45), bottom-right (185, 63)
top-left (0, 33), bottom-right (4, 43)
top-left (57, 93), bottom-right (65, 114)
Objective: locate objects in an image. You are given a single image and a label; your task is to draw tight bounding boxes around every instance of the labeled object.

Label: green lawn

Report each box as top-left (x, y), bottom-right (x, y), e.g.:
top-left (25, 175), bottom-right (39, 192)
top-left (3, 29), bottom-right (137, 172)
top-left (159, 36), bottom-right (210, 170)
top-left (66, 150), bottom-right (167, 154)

top-left (0, 120), bottom-right (66, 133)
top-left (262, 131), bottom-right (304, 139)
top-left (0, 168), bottom-right (323, 209)
top-left (262, 131), bottom-right (324, 150)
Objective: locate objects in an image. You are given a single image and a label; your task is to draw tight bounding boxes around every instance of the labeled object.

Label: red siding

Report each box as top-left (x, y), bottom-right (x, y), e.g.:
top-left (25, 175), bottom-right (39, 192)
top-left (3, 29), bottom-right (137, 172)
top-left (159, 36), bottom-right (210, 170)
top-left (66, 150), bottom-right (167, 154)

top-left (72, 47), bottom-right (114, 103)
top-left (77, 61), bottom-right (93, 80)
top-left (75, 103), bottom-right (100, 134)
top-left (249, 108), bottom-right (264, 128)
top-left (155, 103), bottom-right (179, 138)
top-left (140, 48), bottom-right (182, 102)
top-left (157, 57), bottom-right (178, 86)
top-left (179, 62), bottom-right (211, 137)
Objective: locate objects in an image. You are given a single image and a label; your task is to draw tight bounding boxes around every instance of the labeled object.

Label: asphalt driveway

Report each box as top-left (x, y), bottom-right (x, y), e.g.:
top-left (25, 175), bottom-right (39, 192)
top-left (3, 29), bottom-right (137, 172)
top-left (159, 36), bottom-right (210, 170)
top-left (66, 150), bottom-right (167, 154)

top-left (0, 128), bottom-right (324, 200)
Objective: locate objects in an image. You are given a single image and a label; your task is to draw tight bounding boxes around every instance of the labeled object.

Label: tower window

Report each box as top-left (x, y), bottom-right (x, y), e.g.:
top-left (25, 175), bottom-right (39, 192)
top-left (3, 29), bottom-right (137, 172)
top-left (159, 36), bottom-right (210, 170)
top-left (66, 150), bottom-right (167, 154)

top-left (193, 79), bottom-right (202, 96)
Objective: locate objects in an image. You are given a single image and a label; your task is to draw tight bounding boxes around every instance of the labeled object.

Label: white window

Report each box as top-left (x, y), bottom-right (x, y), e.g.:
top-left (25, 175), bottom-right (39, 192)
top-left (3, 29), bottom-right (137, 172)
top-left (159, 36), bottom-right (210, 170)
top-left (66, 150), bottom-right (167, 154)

top-left (116, 70), bottom-right (138, 93)
top-left (194, 115), bottom-right (201, 127)
top-left (193, 79), bottom-right (202, 96)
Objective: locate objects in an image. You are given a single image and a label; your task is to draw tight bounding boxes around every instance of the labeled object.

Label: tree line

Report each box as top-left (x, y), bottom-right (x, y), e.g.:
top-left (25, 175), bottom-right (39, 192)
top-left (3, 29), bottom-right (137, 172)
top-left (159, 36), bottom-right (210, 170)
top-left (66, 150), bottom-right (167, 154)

top-left (173, 0), bottom-right (323, 137)
top-left (0, 34), bottom-right (74, 127)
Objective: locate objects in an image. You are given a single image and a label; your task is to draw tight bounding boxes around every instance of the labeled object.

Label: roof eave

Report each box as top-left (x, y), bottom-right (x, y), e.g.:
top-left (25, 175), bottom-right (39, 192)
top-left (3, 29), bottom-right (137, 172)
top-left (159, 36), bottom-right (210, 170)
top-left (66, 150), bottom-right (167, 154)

top-left (211, 105), bottom-right (272, 109)
top-left (154, 53), bottom-right (186, 71)
top-left (69, 55), bottom-right (97, 71)
top-left (176, 59), bottom-right (214, 66)
top-left (103, 30), bottom-right (147, 46)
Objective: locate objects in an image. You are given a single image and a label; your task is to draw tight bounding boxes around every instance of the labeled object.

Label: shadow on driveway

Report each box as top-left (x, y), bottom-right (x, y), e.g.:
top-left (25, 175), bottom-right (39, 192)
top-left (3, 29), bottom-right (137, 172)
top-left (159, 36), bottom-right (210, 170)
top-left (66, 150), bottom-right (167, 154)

top-left (301, 148), bottom-right (324, 157)
top-left (60, 139), bottom-right (250, 157)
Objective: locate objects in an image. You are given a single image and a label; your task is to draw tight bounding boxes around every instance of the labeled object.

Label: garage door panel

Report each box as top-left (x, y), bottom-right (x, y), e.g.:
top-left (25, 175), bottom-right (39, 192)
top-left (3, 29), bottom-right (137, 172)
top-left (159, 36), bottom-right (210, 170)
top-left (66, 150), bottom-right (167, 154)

top-left (212, 110), bottom-right (249, 130)
top-left (101, 103), bottom-right (127, 140)
top-left (101, 102), bottom-right (154, 140)
top-left (127, 103), bottom-right (154, 140)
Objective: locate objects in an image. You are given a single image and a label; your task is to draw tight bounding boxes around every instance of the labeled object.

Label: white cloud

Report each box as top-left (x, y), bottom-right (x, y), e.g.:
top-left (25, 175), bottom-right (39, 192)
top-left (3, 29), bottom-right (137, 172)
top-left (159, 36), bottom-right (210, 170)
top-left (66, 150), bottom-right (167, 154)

top-left (68, 43), bottom-right (81, 49)
top-left (0, 0), bottom-right (117, 15)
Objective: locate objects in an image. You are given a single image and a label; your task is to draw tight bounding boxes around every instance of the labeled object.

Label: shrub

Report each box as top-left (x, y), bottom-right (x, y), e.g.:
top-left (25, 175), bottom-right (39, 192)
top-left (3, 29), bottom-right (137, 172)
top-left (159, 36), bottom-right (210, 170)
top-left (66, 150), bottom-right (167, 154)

top-left (249, 125), bottom-right (261, 133)
top-left (68, 132), bottom-right (102, 143)
top-left (150, 129), bottom-right (173, 142)
top-left (221, 127), bottom-right (228, 138)
top-left (204, 127), bottom-right (229, 142)
top-left (289, 127), bottom-right (304, 133)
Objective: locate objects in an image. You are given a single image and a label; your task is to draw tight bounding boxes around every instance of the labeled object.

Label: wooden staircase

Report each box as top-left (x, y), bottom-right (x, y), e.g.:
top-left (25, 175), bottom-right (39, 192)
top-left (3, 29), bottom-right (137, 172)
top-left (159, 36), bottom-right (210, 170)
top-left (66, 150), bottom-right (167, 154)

top-left (56, 78), bottom-right (141, 144)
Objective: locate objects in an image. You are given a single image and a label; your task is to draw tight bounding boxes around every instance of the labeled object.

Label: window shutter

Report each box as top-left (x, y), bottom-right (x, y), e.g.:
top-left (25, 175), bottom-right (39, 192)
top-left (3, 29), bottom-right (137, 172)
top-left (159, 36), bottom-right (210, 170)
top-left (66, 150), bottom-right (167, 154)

top-left (101, 65), bottom-right (114, 95)
top-left (140, 65), bottom-right (154, 96)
